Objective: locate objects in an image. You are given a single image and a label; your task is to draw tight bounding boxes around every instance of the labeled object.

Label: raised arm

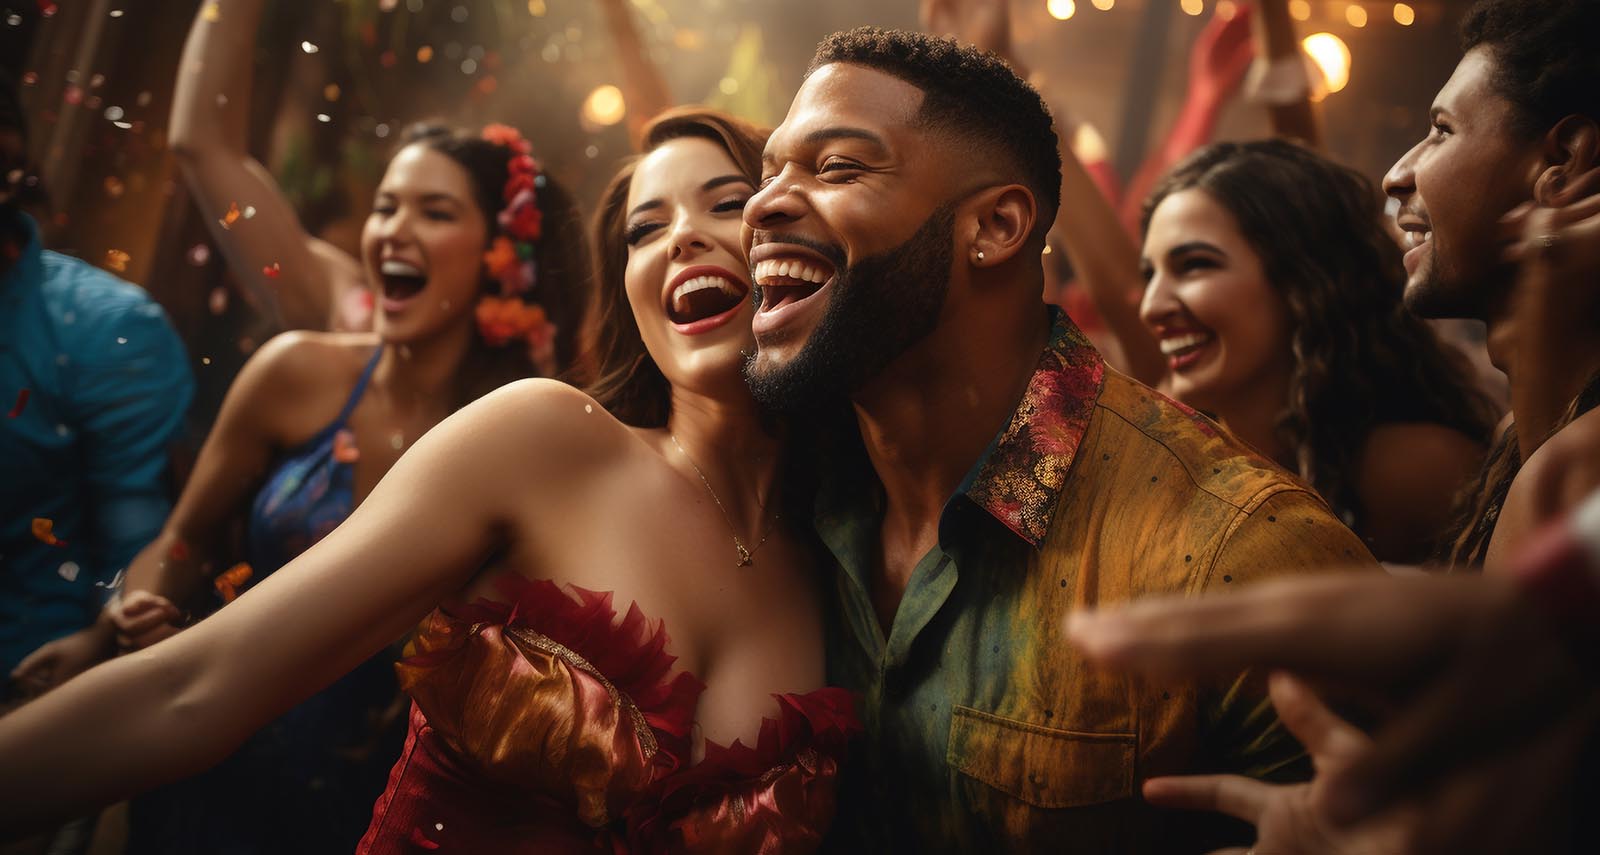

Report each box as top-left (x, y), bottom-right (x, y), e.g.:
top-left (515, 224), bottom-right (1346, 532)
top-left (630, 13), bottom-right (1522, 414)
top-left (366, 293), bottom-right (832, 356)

top-left (595, 0), bottom-right (674, 143)
top-left (1254, 0), bottom-right (1318, 146)
top-left (1051, 124), bottom-right (1168, 385)
top-left (168, 0), bottom-right (363, 331)
top-left (0, 380), bottom-right (579, 833)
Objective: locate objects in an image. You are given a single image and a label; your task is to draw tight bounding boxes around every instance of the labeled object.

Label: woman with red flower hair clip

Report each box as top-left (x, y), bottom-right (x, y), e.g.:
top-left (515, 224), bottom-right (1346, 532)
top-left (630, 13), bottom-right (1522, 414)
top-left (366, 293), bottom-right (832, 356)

top-left (89, 7), bottom-right (590, 853)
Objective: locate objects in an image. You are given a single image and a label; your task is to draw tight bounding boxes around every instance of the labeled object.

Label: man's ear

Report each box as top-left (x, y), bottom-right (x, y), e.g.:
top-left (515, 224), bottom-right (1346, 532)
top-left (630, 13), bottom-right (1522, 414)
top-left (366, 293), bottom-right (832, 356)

top-left (967, 183), bottom-right (1037, 268)
top-left (1534, 115), bottom-right (1600, 205)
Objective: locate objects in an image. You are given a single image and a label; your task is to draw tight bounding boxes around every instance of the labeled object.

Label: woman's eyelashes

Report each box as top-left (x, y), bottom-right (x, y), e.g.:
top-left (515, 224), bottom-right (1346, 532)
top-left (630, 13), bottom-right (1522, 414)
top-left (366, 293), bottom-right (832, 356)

top-left (625, 221), bottom-right (661, 247)
top-left (624, 198), bottom-right (749, 247)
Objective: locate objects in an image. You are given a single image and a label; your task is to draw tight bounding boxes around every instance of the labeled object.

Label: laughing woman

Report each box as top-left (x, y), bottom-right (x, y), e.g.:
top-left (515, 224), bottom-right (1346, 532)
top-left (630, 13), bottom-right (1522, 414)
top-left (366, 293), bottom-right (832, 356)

top-left (104, 116), bottom-right (589, 854)
top-left (1137, 140), bottom-right (1498, 563)
top-left (0, 108), bottom-right (854, 853)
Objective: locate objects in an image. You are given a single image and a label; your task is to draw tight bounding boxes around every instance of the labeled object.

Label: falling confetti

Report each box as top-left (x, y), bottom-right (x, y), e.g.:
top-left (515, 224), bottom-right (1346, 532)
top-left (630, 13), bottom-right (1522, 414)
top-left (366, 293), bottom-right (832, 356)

top-left (262, 262), bottom-right (280, 279)
top-left (333, 429), bottom-right (360, 463)
top-left (300, 40), bottom-right (319, 54)
top-left (208, 286), bottom-right (229, 314)
top-left (188, 243), bottom-right (211, 266)
top-left (105, 249), bottom-right (131, 272)
top-left (31, 518), bottom-right (67, 547)
top-left (242, 205), bottom-right (256, 219)
top-left (8, 388), bottom-right (29, 418)
top-left (58, 561), bottom-right (80, 582)
top-left (213, 562), bottom-right (253, 604)
top-left (169, 540), bottom-right (191, 562)
top-left (219, 201), bottom-right (241, 229)
top-left (417, 45), bottom-right (434, 63)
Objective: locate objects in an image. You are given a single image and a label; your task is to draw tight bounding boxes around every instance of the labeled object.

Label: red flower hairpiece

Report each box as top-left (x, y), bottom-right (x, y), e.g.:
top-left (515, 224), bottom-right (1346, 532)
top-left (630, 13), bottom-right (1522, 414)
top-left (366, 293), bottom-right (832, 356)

top-left (475, 122), bottom-right (554, 371)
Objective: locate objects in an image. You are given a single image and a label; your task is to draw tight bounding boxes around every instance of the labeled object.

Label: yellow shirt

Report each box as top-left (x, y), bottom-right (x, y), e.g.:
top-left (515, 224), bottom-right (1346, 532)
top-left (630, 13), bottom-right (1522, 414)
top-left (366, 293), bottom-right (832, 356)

top-left (818, 311), bottom-right (1376, 853)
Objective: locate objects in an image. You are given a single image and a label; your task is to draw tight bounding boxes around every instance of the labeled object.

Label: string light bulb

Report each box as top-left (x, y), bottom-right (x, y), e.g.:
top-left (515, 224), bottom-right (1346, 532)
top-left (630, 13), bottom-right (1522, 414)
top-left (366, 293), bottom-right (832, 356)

top-left (1047, 0), bottom-right (1077, 20)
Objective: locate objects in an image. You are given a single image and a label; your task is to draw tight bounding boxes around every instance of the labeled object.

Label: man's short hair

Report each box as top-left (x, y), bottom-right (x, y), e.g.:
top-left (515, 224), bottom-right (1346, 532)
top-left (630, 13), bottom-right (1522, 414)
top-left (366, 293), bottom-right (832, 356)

top-left (808, 27), bottom-right (1061, 238)
top-left (1461, 0), bottom-right (1600, 137)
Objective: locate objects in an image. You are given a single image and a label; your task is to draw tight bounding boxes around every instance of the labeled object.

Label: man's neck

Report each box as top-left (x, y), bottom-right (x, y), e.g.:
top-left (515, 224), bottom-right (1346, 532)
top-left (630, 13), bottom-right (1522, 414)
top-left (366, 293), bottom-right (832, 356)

top-left (853, 301), bottom-right (1052, 546)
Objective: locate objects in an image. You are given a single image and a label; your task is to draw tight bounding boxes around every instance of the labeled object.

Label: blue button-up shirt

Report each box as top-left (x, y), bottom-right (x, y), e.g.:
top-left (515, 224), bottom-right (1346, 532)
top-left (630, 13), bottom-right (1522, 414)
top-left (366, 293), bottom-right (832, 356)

top-left (0, 212), bottom-right (193, 675)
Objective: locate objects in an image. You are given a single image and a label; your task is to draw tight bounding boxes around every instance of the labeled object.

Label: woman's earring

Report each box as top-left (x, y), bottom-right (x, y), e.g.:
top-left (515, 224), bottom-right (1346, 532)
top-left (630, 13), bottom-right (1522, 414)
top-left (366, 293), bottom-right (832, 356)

top-left (975, 250), bottom-right (986, 263)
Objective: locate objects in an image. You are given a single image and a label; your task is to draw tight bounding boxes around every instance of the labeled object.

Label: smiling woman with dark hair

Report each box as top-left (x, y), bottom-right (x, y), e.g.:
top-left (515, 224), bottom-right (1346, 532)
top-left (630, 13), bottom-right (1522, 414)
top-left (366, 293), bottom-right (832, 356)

top-left (1138, 139), bottom-right (1499, 563)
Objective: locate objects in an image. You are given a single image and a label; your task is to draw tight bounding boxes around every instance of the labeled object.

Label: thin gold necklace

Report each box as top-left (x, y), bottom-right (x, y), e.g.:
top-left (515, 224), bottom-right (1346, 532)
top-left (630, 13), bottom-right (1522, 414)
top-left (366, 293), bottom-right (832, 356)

top-left (669, 433), bottom-right (778, 567)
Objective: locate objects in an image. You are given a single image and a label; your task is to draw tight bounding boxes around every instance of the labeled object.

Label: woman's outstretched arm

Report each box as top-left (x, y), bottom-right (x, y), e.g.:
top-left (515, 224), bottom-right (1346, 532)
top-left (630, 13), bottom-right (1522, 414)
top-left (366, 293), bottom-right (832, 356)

top-left (168, 0), bottom-right (364, 330)
top-left (0, 380), bottom-right (597, 834)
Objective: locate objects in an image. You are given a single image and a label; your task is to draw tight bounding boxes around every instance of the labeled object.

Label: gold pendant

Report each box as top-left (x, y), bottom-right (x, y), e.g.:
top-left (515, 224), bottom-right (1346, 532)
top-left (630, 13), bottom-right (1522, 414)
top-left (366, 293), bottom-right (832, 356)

top-left (735, 544), bottom-right (752, 567)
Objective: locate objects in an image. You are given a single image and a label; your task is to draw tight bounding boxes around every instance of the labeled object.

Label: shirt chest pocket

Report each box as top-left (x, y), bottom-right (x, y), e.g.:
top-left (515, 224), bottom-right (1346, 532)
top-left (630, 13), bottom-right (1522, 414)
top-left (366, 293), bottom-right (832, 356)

top-left (946, 705), bottom-right (1136, 808)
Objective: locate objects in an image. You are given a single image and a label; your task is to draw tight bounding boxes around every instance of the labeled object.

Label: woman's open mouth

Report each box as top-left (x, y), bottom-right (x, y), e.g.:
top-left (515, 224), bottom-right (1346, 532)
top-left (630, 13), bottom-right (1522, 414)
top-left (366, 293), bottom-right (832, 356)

top-left (666, 266), bottom-right (750, 335)
top-left (378, 259), bottom-right (428, 311)
top-left (1159, 330), bottom-right (1215, 372)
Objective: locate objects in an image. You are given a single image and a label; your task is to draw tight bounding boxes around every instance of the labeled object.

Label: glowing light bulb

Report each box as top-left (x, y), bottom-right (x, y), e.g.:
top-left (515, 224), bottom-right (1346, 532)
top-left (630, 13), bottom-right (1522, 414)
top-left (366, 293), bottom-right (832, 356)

top-left (1047, 0), bottom-right (1077, 20)
top-left (581, 84), bottom-right (626, 127)
top-left (1302, 32), bottom-right (1352, 96)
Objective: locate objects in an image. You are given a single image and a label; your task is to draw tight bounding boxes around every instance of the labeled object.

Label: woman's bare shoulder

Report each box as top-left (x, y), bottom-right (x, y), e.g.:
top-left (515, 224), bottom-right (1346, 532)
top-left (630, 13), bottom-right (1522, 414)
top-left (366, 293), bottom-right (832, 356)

top-left (429, 379), bottom-right (638, 482)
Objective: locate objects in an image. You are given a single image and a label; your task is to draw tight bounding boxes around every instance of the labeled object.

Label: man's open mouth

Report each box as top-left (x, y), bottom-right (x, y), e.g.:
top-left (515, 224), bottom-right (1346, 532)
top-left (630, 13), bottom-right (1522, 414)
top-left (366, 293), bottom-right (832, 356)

top-left (753, 256), bottom-right (834, 313)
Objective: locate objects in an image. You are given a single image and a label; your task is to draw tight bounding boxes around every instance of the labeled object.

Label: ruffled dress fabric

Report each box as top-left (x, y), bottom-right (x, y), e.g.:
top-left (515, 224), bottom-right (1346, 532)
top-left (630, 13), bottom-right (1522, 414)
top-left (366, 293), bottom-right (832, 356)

top-left (356, 575), bottom-right (859, 854)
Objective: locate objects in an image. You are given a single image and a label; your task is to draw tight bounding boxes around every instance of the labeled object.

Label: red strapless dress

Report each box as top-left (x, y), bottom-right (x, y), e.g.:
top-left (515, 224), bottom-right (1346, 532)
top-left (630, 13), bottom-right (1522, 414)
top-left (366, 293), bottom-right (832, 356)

top-left (355, 575), bottom-right (858, 854)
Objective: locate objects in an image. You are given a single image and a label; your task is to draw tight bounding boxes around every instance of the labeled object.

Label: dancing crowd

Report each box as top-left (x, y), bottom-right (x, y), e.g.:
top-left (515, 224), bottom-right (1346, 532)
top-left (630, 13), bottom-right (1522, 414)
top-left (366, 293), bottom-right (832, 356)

top-left (1, 0), bottom-right (1598, 853)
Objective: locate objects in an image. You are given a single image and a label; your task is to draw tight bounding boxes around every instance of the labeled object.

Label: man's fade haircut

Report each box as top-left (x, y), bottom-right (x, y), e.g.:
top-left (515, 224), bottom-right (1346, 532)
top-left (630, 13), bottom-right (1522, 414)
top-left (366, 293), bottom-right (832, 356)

top-left (807, 27), bottom-right (1061, 241)
top-left (1461, 0), bottom-right (1600, 138)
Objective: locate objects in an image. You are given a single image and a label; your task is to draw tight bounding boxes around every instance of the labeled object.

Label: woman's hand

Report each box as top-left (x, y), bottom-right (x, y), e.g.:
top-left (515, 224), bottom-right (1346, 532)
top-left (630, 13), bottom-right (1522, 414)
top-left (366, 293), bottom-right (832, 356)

top-left (104, 590), bottom-right (183, 651)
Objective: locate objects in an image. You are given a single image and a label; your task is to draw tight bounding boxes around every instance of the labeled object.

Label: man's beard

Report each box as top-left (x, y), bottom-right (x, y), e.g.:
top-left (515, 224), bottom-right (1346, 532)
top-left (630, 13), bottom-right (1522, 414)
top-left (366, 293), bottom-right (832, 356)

top-left (744, 204), bottom-right (954, 414)
top-left (1402, 239), bottom-right (1500, 322)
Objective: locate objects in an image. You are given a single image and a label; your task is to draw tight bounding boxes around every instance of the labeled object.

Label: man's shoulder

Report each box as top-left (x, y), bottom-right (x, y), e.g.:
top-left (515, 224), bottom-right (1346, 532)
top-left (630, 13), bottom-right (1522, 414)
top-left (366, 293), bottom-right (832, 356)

top-left (1087, 371), bottom-right (1312, 514)
top-left (37, 251), bottom-right (175, 339)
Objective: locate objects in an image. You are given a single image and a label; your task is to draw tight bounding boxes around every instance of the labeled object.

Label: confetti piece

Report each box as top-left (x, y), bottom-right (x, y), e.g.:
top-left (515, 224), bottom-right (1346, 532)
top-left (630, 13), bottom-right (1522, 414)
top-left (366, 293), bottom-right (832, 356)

top-left (213, 562), bottom-right (253, 604)
top-left (262, 262), bottom-right (280, 279)
top-left (58, 561), bottom-right (79, 582)
top-left (333, 429), bottom-right (360, 463)
top-left (301, 41), bottom-right (319, 54)
top-left (219, 201), bottom-right (240, 229)
top-left (208, 286), bottom-right (229, 314)
top-left (38, 1), bottom-right (58, 18)
top-left (201, 2), bottom-right (220, 23)
top-left (168, 540), bottom-right (190, 562)
top-left (417, 45), bottom-right (434, 63)
top-left (323, 84), bottom-right (341, 101)
top-left (242, 205), bottom-right (256, 219)
top-left (105, 249), bottom-right (130, 272)
top-left (188, 243), bottom-right (211, 266)
top-left (389, 432), bottom-right (405, 451)
top-left (31, 518), bottom-right (66, 547)
top-left (8, 388), bottom-right (29, 418)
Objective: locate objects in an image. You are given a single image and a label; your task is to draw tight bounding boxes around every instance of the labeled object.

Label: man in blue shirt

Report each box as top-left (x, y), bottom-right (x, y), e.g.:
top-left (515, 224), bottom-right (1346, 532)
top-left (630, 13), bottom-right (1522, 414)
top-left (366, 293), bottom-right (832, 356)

top-left (1, 74), bottom-right (193, 701)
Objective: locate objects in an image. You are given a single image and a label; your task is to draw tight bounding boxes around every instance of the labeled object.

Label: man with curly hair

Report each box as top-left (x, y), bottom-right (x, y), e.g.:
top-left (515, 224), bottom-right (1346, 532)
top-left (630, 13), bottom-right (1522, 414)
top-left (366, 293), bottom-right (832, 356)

top-left (742, 26), bottom-right (1377, 853)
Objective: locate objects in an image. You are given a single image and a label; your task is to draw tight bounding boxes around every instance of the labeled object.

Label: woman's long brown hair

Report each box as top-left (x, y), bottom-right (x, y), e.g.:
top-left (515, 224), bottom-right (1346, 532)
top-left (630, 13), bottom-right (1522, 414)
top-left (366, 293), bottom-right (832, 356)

top-left (1142, 140), bottom-right (1502, 533)
top-left (579, 107), bottom-right (769, 427)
